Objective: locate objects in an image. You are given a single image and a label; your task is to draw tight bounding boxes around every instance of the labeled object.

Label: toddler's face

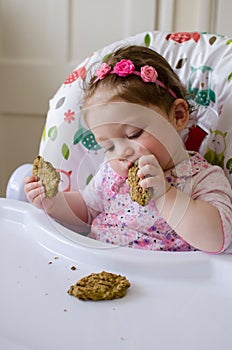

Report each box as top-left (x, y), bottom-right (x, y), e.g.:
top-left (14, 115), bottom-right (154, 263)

top-left (84, 100), bottom-right (186, 178)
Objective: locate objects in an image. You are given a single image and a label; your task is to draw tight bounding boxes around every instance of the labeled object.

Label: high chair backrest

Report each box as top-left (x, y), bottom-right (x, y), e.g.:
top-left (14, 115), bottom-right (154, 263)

top-left (39, 31), bottom-right (232, 191)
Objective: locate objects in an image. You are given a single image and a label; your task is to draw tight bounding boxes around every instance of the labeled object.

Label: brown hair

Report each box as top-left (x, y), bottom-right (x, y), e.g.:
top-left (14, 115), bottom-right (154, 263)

top-left (83, 45), bottom-right (188, 114)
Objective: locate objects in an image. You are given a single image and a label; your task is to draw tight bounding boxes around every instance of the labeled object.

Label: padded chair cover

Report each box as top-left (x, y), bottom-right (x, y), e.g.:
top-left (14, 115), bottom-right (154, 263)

top-left (39, 31), bottom-right (232, 191)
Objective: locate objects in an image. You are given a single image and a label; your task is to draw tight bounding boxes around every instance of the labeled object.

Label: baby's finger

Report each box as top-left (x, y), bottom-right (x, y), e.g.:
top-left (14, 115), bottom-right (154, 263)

top-left (138, 157), bottom-right (161, 181)
top-left (138, 154), bottom-right (160, 169)
top-left (137, 163), bottom-right (158, 179)
top-left (24, 175), bottom-right (38, 184)
top-left (26, 185), bottom-right (45, 204)
top-left (24, 180), bottom-right (40, 193)
top-left (140, 175), bottom-right (159, 189)
top-left (24, 180), bottom-right (43, 196)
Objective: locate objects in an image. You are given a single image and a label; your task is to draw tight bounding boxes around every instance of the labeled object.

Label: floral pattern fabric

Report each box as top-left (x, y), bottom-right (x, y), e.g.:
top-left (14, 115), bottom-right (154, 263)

top-left (81, 152), bottom-right (232, 252)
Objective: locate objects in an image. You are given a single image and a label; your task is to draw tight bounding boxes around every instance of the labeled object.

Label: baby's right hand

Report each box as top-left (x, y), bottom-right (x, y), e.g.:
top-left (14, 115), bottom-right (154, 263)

top-left (24, 176), bottom-right (47, 210)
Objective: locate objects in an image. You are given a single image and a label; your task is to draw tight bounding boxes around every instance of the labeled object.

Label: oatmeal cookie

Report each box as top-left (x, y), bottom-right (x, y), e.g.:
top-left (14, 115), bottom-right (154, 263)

top-left (33, 155), bottom-right (60, 198)
top-left (127, 161), bottom-right (153, 206)
top-left (67, 271), bottom-right (130, 301)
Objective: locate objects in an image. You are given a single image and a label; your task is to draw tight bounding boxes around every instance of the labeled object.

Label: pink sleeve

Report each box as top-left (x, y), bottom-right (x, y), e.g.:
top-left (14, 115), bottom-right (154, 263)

top-left (191, 166), bottom-right (232, 253)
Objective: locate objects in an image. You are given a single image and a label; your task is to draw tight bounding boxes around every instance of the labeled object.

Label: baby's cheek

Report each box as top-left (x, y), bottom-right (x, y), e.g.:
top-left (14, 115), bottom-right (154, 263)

top-left (109, 160), bottom-right (127, 177)
top-left (136, 136), bottom-right (157, 154)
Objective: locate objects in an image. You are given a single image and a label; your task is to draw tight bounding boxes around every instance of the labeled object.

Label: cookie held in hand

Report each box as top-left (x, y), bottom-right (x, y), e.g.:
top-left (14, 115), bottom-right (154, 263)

top-left (127, 161), bottom-right (153, 206)
top-left (33, 155), bottom-right (60, 198)
top-left (67, 271), bottom-right (130, 301)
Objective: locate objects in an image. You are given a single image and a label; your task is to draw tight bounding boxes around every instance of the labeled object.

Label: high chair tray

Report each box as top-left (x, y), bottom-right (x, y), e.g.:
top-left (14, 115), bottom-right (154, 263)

top-left (0, 198), bottom-right (232, 350)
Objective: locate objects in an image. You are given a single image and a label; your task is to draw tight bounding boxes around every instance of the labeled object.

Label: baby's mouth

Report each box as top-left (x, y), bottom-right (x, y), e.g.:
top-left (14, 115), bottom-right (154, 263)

top-left (127, 159), bottom-right (138, 172)
top-left (127, 162), bottom-right (134, 170)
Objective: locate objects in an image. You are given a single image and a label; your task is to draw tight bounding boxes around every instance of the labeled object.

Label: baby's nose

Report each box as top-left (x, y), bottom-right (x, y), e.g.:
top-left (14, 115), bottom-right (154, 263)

top-left (116, 139), bottom-right (134, 159)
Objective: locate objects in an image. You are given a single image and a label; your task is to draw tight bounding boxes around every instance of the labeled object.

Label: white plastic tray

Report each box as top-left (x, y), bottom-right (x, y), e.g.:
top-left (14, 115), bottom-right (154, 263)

top-left (1, 198), bottom-right (232, 350)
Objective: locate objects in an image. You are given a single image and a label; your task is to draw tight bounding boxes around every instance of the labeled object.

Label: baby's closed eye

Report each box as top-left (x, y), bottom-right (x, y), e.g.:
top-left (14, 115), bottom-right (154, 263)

top-left (127, 128), bottom-right (144, 139)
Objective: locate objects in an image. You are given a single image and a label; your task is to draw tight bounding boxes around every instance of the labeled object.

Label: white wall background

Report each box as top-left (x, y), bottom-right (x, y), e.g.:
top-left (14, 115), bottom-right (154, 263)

top-left (1, 0), bottom-right (232, 196)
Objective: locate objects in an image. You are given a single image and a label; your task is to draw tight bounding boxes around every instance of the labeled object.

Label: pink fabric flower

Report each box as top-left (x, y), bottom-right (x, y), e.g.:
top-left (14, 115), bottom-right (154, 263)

top-left (64, 109), bottom-right (75, 123)
top-left (95, 63), bottom-right (111, 80)
top-left (140, 65), bottom-right (158, 82)
top-left (112, 59), bottom-right (135, 76)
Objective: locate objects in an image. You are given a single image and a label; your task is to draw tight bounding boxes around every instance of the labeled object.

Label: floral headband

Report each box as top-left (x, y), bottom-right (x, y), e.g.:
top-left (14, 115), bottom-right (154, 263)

top-left (94, 59), bottom-right (177, 99)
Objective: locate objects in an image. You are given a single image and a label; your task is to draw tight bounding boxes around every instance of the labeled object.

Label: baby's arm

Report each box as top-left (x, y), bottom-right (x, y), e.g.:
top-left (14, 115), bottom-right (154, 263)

top-left (24, 176), bottom-right (89, 230)
top-left (138, 155), bottom-right (229, 253)
top-left (156, 186), bottom-right (224, 253)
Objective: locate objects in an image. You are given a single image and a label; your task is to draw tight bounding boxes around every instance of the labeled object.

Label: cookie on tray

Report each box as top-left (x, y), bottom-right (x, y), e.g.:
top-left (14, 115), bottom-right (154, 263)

top-left (67, 271), bottom-right (130, 301)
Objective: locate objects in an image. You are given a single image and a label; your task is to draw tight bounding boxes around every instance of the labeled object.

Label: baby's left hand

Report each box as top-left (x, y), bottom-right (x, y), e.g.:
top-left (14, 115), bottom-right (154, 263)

top-left (137, 154), bottom-right (171, 200)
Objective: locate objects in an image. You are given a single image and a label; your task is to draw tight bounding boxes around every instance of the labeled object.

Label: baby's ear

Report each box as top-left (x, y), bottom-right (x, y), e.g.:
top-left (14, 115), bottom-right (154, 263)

top-left (171, 99), bottom-right (189, 131)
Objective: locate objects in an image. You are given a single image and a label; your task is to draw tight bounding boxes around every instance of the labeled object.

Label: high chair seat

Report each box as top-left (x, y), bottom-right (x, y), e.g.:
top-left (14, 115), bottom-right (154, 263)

top-left (4, 32), bottom-right (232, 350)
top-left (7, 30), bottom-right (232, 199)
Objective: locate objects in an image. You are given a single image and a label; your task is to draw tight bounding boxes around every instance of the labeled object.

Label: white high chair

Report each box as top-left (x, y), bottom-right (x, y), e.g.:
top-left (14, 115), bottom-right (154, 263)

top-left (2, 31), bottom-right (232, 350)
top-left (6, 30), bottom-right (232, 200)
